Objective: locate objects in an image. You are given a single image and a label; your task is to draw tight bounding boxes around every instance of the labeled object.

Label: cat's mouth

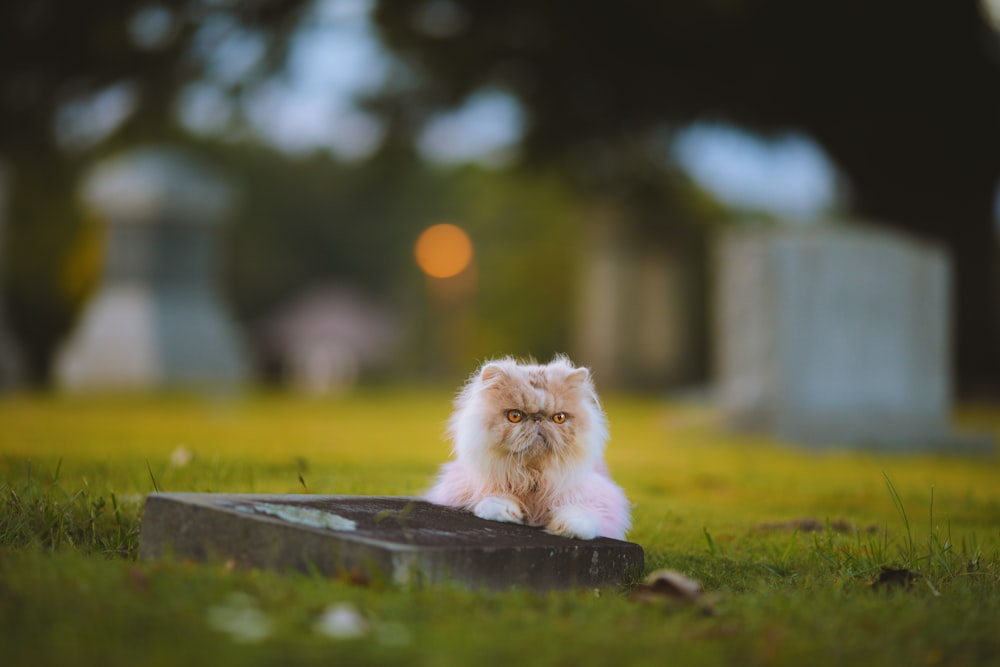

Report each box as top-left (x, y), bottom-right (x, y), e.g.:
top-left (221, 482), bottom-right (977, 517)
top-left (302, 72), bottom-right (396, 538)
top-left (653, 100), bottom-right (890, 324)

top-left (525, 427), bottom-right (550, 450)
top-left (508, 428), bottom-right (550, 454)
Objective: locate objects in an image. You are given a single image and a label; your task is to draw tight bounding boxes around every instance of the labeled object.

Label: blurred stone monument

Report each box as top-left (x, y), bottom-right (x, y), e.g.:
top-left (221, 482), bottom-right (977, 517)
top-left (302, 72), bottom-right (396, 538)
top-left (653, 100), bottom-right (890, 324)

top-left (259, 285), bottom-right (398, 396)
top-left (56, 147), bottom-right (250, 391)
top-left (0, 162), bottom-right (24, 390)
top-left (574, 209), bottom-right (704, 389)
top-left (715, 224), bottom-right (991, 453)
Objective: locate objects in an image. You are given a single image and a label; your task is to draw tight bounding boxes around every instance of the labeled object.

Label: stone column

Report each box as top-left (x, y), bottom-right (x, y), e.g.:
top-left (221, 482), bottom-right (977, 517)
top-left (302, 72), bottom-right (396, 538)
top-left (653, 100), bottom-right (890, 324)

top-left (574, 208), bottom-right (703, 389)
top-left (56, 147), bottom-right (250, 391)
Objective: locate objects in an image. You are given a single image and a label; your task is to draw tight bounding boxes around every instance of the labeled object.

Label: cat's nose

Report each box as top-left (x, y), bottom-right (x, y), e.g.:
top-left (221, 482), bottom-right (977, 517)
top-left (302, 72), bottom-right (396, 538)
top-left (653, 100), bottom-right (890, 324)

top-left (531, 413), bottom-right (543, 422)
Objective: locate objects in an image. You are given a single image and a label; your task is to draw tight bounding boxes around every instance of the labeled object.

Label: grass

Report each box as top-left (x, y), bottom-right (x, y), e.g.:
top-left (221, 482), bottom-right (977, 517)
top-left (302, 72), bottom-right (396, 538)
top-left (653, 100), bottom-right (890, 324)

top-left (2, 390), bottom-right (999, 666)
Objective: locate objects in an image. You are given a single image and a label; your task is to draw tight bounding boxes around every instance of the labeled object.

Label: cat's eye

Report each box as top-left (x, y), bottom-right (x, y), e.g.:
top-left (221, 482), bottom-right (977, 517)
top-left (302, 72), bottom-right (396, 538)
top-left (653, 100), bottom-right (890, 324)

top-left (552, 412), bottom-right (567, 424)
top-left (506, 409), bottom-right (524, 423)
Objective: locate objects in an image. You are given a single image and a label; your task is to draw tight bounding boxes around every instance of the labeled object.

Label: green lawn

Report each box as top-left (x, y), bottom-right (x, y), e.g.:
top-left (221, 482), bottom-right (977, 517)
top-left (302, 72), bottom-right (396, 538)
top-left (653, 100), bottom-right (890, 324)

top-left (2, 391), bottom-right (999, 666)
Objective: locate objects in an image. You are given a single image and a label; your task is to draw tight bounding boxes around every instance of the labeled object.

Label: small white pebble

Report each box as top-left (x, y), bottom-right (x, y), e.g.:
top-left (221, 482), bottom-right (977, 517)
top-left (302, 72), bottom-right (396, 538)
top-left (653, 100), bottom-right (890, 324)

top-left (169, 446), bottom-right (193, 467)
top-left (206, 593), bottom-right (273, 643)
top-left (315, 603), bottom-right (369, 640)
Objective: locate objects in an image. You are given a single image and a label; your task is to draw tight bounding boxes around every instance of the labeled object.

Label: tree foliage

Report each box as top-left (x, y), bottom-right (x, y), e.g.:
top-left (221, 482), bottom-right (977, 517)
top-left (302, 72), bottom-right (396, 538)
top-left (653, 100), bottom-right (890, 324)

top-left (213, 143), bottom-right (590, 378)
top-left (4, 1), bottom-right (997, 390)
top-left (0, 1), bottom-right (310, 380)
top-left (370, 0), bottom-right (1000, 393)
top-left (0, 1), bottom-right (309, 161)
top-left (0, 0), bottom-right (722, 385)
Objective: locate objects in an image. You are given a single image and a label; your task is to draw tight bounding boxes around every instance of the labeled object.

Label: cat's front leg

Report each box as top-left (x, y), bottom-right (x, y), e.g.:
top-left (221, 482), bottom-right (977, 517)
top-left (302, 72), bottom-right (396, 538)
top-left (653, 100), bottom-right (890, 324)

top-left (473, 495), bottom-right (525, 524)
top-left (545, 505), bottom-right (600, 540)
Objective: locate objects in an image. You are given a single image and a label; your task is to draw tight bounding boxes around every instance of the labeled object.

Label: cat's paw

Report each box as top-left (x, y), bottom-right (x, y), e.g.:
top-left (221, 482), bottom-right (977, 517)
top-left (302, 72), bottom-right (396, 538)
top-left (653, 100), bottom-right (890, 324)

top-left (473, 496), bottom-right (525, 524)
top-left (545, 506), bottom-right (600, 540)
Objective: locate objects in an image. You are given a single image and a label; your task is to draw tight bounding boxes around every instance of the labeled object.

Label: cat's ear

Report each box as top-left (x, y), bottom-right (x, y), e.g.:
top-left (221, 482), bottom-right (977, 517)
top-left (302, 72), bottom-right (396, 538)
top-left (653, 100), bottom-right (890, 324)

top-left (566, 366), bottom-right (591, 387)
top-left (480, 363), bottom-right (507, 384)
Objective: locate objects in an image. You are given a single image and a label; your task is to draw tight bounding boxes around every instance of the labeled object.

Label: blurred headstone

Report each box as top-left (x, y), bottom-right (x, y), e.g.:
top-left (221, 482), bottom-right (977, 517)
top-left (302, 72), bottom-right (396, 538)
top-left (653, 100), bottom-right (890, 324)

top-left (259, 285), bottom-right (398, 395)
top-left (575, 210), bottom-right (703, 389)
top-left (0, 163), bottom-right (24, 390)
top-left (715, 224), bottom-right (991, 453)
top-left (56, 147), bottom-right (250, 391)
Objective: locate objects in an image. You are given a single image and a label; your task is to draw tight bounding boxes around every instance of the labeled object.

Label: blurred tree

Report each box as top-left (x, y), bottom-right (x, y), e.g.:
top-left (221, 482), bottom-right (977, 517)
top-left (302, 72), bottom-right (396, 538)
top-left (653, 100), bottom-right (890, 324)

top-left (370, 0), bottom-right (1000, 395)
top-left (0, 1), bottom-right (309, 158)
top-left (0, 0), bottom-right (310, 382)
top-left (210, 140), bottom-right (593, 380)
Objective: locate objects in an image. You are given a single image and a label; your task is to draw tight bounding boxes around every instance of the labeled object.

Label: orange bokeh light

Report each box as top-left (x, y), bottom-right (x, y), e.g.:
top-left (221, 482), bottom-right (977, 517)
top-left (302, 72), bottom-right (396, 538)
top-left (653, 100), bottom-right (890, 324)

top-left (414, 223), bottom-right (474, 278)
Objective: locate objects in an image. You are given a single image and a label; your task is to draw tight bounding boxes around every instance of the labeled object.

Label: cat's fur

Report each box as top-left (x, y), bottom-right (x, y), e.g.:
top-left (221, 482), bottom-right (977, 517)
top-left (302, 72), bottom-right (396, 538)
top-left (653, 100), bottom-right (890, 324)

top-left (425, 356), bottom-right (630, 540)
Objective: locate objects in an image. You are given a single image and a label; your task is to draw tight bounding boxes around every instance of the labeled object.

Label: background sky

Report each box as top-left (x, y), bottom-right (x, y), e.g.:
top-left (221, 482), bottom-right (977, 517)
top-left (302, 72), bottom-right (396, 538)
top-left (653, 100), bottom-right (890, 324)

top-left (173, 0), bottom-right (845, 220)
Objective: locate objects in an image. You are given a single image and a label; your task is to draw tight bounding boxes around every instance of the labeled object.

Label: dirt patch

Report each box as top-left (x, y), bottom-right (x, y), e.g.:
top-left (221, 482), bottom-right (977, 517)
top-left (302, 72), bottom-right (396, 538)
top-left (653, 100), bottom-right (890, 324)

top-left (756, 518), bottom-right (866, 534)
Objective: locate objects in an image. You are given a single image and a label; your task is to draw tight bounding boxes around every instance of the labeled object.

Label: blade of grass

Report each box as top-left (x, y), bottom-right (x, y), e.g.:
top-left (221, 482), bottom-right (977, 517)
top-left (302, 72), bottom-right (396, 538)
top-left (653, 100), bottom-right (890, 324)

top-left (703, 527), bottom-right (718, 556)
top-left (146, 459), bottom-right (161, 493)
top-left (883, 471), bottom-right (915, 567)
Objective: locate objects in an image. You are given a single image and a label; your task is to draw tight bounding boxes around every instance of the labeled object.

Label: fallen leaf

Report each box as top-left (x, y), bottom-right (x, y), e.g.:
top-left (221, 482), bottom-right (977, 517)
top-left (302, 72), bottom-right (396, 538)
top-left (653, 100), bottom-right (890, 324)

top-left (872, 567), bottom-right (919, 590)
top-left (757, 518), bottom-right (855, 533)
top-left (630, 569), bottom-right (716, 615)
top-left (126, 567), bottom-right (149, 594)
top-left (336, 566), bottom-right (370, 587)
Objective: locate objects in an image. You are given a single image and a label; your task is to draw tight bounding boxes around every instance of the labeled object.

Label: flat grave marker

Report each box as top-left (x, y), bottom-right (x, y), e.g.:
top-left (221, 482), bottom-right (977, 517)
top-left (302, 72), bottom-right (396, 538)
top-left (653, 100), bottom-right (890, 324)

top-left (140, 493), bottom-right (645, 591)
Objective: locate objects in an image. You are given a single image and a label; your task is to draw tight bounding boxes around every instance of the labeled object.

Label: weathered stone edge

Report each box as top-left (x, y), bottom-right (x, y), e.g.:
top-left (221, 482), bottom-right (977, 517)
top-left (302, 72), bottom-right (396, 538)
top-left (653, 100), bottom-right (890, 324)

top-left (139, 493), bottom-right (645, 591)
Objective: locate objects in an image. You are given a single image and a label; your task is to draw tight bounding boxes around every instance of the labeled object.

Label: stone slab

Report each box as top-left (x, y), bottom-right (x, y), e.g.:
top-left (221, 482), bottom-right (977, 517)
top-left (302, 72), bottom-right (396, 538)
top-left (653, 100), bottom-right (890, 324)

top-left (715, 225), bottom-right (994, 454)
top-left (140, 493), bottom-right (645, 591)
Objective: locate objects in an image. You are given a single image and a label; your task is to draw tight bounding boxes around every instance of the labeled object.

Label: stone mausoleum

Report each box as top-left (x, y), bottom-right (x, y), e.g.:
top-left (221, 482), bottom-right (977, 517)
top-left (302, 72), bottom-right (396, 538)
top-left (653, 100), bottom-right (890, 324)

top-left (56, 147), bottom-right (250, 391)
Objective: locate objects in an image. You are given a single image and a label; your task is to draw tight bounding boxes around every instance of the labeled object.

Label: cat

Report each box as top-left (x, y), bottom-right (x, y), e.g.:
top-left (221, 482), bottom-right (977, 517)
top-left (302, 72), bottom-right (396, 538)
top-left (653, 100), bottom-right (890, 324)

top-left (425, 355), bottom-right (631, 540)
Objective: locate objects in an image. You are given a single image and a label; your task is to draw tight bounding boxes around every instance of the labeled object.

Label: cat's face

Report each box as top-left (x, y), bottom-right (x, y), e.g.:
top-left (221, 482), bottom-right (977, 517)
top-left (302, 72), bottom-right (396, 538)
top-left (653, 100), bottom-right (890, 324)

top-left (452, 357), bottom-right (606, 468)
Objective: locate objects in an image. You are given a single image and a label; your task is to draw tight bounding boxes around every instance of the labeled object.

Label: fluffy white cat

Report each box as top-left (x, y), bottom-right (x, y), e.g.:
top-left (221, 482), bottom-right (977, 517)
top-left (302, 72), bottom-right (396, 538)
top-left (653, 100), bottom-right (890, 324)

top-left (425, 356), bottom-right (631, 540)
